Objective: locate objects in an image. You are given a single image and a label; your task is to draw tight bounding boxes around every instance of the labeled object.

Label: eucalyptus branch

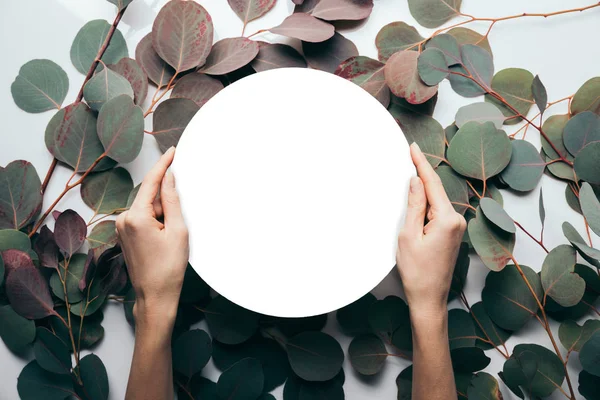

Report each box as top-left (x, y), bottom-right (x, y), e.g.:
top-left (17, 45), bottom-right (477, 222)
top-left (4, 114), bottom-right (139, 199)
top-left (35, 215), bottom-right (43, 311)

top-left (39, 6), bottom-right (129, 195)
top-left (514, 221), bottom-right (549, 253)
top-left (510, 95), bottom-right (573, 139)
top-left (143, 72), bottom-right (179, 118)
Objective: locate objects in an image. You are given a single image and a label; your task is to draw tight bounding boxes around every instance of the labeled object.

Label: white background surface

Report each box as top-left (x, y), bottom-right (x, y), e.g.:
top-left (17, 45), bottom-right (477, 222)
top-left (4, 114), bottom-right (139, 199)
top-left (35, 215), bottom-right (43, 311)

top-left (1, 0), bottom-right (599, 399)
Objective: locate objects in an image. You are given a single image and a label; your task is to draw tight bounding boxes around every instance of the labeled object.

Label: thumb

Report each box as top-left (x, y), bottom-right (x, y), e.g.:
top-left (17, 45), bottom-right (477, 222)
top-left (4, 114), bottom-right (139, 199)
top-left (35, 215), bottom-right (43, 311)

top-left (403, 176), bottom-right (427, 236)
top-left (160, 170), bottom-right (186, 230)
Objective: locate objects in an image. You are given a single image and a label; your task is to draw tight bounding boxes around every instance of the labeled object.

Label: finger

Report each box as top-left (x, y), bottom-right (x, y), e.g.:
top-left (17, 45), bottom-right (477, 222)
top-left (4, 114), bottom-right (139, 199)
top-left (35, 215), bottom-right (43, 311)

top-left (410, 143), bottom-right (452, 211)
top-left (153, 198), bottom-right (163, 219)
top-left (132, 147), bottom-right (176, 211)
top-left (160, 169), bottom-right (186, 231)
top-left (403, 176), bottom-right (427, 236)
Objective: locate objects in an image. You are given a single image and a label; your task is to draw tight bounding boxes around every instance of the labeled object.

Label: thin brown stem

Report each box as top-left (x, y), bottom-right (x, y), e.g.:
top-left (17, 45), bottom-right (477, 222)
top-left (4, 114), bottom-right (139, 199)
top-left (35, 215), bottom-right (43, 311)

top-left (514, 221), bottom-right (549, 253)
top-left (57, 258), bottom-right (82, 383)
top-left (143, 72), bottom-right (178, 118)
top-left (460, 293), bottom-right (510, 359)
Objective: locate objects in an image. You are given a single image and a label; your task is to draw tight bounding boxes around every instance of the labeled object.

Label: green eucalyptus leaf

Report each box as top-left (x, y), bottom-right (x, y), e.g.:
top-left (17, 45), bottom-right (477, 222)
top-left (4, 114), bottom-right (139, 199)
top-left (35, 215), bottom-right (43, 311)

top-left (302, 32), bottom-right (358, 74)
top-left (417, 48), bottom-right (449, 86)
top-left (468, 207), bottom-right (515, 271)
top-left (395, 365), bottom-right (413, 400)
top-left (579, 370), bottom-right (600, 400)
top-left (11, 59), bottom-right (68, 113)
top-left (574, 142), bottom-right (600, 184)
top-left (336, 292), bottom-right (376, 336)
top-left (17, 361), bottom-right (75, 400)
top-left (448, 308), bottom-right (476, 350)
top-left (399, 110), bottom-right (445, 167)
top-left (572, 77), bottom-right (600, 115)
top-left (180, 265), bottom-right (210, 304)
top-left (541, 244), bottom-right (585, 307)
top-left (562, 221), bottom-right (600, 268)
top-left (563, 111), bottom-right (600, 156)
top-left (0, 304), bottom-right (36, 353)
top-left (97, 94), bottom-right (144, 163)
top-left (152, 98), bottom-right (199, 152)
top-left (108, 57), bottom-right (148, 105)
top-left (546, 263), bottom-right (600, 321)
top-left (70, 272), bottom-right (106, 317)
top-left (447, 27), bottom-right (493, 56)
top-left (81, 168), bottom-right (133, 215)
top-left (479, 197), bottom-right (515, 233)
top-left (451, 346), bottom-right (490, 372)
top-left (33, 327), bottom-right (71, 374)
top-left (283, 371), bottom-right (345, 400)
top-left (447, 121), bottom-right (512, 181)
top-left (205, 295), bottom-right (260, 345)
top-left (455, 102), bottom-right (504, 129)
top-left (449, 243), bottom-right (470, 301)
top-left (70, 20), bottom-right (128, 75)
top-left (50, 308), bottom-right (105, 350)
top-left (83, 66), bottom-right (133, 112)
top-left (0, 255), bottom-right (4, 286)
top-left (172, 329), bottom-right (212, 378)
top-left (385, 50), bottom-right (438, 105)
top-left (216, 357), bottom-right (264, 400)
top-left (408, 0), bottom-right (462, 29)
top-left (375, 21), bottom-right (424, 62)
top-left (368, 295), bottom-right (410, 342)
top-left (334, 56), bottom-right (390, 107)
top-left (485, 68), bottom-right (534, 124)
top-left (482, 264), bottom-right (543, 331)
top-left (470, 301), bottom-right (511, 350)
top-left (348, 333), bottom-right (386, 376)
top-left (566, 185), bottom-right (582, 214)
top-left (541, 114), bottom-right (572, 161)
top-left (425, 34), bottom-right (461, 66)
top-left (559, 319), bottom-right (600, 353)
top-left (88, 220), bottom-right (118, 261)
top-left (467, 372), bottom-right (502, 400)
top-left (580, 331), bottom-right (600, 377)
top-left (0, 229), bottom-right (31, 252)
top-left (437, 166), bottom-right (469, 215)
top-left (448, 45), bottom-right (493, 98)
top-left (79, 354), bottom-right (109, 400)
top-left (510, 344), bottom-right (566, 398)
top-left (152, 0), bottom-right (214, 72)
top-left (287, 331), bottom-right (344, 382)
top-left (545, 155), bottom-right (576, 182)
top-left (50, 253), bottom-right (87, 303)
top-left (106, 0), bottom-right (133, 11)
top-left (532, 75), bottom-right (547, 115)
top-left (0, 160), bottom-right (42, 230)
top-left (273, 314), bottom-right (327, 337)
top-left (171, 73), bottom-right (224, 108)
top-left (501, 139), bottom-right (545, 192)
top-left (580, 182), bottom-right (600, 236)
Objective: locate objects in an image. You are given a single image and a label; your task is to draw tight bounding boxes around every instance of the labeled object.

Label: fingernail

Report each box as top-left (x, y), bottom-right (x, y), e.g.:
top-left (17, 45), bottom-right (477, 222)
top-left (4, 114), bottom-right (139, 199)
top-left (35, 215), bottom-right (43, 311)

top-left (166, 146), bottom-right (175, 156)
top-left (410, 176), bottom-right (420, 192)
top-left (410, 142), bottom-right (421, 154)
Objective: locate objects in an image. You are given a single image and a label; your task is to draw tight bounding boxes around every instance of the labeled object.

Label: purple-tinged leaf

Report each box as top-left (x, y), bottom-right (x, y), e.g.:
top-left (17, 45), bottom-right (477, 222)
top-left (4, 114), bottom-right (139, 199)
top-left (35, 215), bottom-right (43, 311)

top-left (135, 34), bottom-right (176, 87)
top-left (54, 209), bottom-right (86, 256)
top-left (6, 265), bottom-right (57, 319)
top-left (87, 220), bottom-right (118, 262)
top-left (335, 56), bottom-right (390, 107)
top-left (33, 226), bottom-right (59, 269)
top-left (171, 73), bottom-right (224, 107)
top-left (302, 32), bottom-right (358, 73)
top-left (52, 211), bottom-right (61, 221)
top-left (106, 0), bottom-right (133, 11)
top-left (96, 245), bottom-right (127, 295)
top-left (250, 42), bottom-right (307, 72)
top-left (294, 0), bottom-right (319, 13)
top-left (152, 98), bottom-right (199, 152)
top-left (384, 50), bottom-right (438, 104)
top-left (227, 0), bottom-right (277, 29)
top-left (0, 160), bottom-right (42, 230)
top-left (1, 249), bottom-right (34, 275)
top-left (79, 250), bottom-right (96, 292)
top-left (293, 0), bottom-right (305, 4)
top-left (311, 0), bottom-right (373, 21)
top-left (97, 94), bottom-right (144, 164)
top-left (108, 57), bottom-right (149, 105)
top-left (152, 0), bottom-right (214, 72)
top-left (199, 37), bottom-right (259, 76)
top-left (270, 13), bottom-right (335, 43)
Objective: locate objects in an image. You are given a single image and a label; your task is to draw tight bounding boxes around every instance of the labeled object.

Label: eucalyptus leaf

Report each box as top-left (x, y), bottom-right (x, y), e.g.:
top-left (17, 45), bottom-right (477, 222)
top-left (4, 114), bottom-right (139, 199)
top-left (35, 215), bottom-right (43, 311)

top-left (449, 243), bottom-right (470, 300)
top-left (485, 68), bottom-right (534, 124)
top-left (572, 77), bottom-right (600, 115)
top-left (395, 365), bottom-right (413, 400)
top-left (200, 37), bottom-right (259, 75)
top-left (302, 32), bottom-right (358, 73)
top-left (400, 114), bottom-right (445, 167)
top-left (152, 98), bottom-right (199, 152)
top-left (270, 13), bottom-right (335, 43)
top-left (70, 276), bottom-right (106, 317)
top-left (284, 371), bottom-right (345, 400)
top-left (559, 319), bottom-right (600, 353)
top-left (448, 308), bottom-right (476, 350)
top-left (171, 73), bottom-right (224, 107)
top-left (97, 94), bottom-right (144, 163)
top-left (468, 372), bottom-right (502, 400)
top-left (33, 327), bottom-right (71, 374)
top-left (451, 346), bottom-right (490, 372)
top-left (180, 265), bottom-right (210, 304)
top-left (425, 34), bottom-right (461, 66)
top-left (574, 142), bottom-right (600, 184)
top-left (106, 0), bottom-right (132, 10)
top-left (50, 253), bottom-right (87, 303)
top-left (0, 160), bottom-right (42, 230)
top-left (375, 21), bottom-right (424, 62)
top-left (311, 0), bottom-right (373, 21)
top-left (447, 27), bottom-right (493, 56)
top-left (0, 229), bottom-right (31, 252)
top-left (79, 354), bottom-right (109, 400)
top-left (205, 295), bottom-right (260, 345)
top-left (368, 295), bottom-right (410, 342)
top-left (227, 0), bottom-right (276, 28)
top-left (54, 209), bottom-right (86, 256)
top-left (1, 249), bottom-right (34, 275)
top-left (108, 57), bottom-right (148, 105)
top-left (563, 111), bottom-right (600, 156)
top-left (287, 331), bottom-right (344, 382)
top-left (470, 301), bottom-right (511, 350)
top-left (216, 358), bottom-right (264, 400)
top-left (336, 292), bottom-right (376, 336)
top-left (510, 343), bottom-right (566, 398)
top-left (541, 114), bottom-right (572, 161)
top-left (135, 33), bottom-right (175, 87)
top-left (251, 42), bottom-right (307, 72)
top-left (348, 333), bottom-right (386, 376)
top-left (579, 370), bottom-right (600, 400)
top-left (541, 245), bottom-right (585, 307)
top-left (408, 0), bottom-right (462, 28)
top-left (6, 265), bottom-right (57, 319)
top-left (468, 206), bottom-right (515, 271)
top-left (437, 166), bottom-right (469, 215)
top-left (479, 197), bottom-right (515, 233)
top-left (172, 329), bottom-right (212, 378)
top-left (455, 102), bottom-right (504, 129)
top-left (83, 66), bottom-right (133, 112)
top-left (152, 0), bottom-right (213, 72)
top-left (562, 221), bottom-right (600, 268)
top-left (532, 75), bottom-right (548, 115)
top-left (81, 168), bottom-right (133, 214)
top-left (580, 182), bottom-right (600, 236)
top-left (580, 331), bottom-right (600, 376)
top-left (88, 220), bottom-right (118, 261)
top-left (385, 50), bottom-right (438, 104)
top-left (11, 59), bottom-right (68, 113)
top-left (482, 264), bottom-right (543, 331)
top-left (501, 139), bottom-right (545, 192)
top-left (17, 361), bottom-right (75, 400)
top-left (273, 314), bottom-right (327, 337)
top-left (334, 56), bottom-right (390, 107)
top-left (448, 45), bottom-right (494, 98)
top-left (0, 305), bottom-right (36, 353)
top-left (417, 48), bottom-right (449, 86)
top-left (70, 20), bottom-right (128, 75)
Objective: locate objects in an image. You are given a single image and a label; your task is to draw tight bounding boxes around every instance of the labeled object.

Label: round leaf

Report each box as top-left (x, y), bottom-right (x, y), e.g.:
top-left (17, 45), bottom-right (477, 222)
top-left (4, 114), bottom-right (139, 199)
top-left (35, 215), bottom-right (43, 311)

top-left (216, 358), bottom-right (264, 400)
top-left (83, 66), bottom-right (133, 112)
top-left (11, 59), bottom-right (68, 113)
top-left (559, 319), bottom-right (600, 353)
top-left (501, 139), bottom-right (545, 192)
top-left (468, 372), bottom-right (502, 400)
top-left (250, 42), bottom-right (307, 72)
top-left (6, 265), bottom-right (57, 319)
top-left (482, 264), bottom-right (543, 331)
top-left (408, 0), bottom-right (462, 28)
top-left (273, 314), bottom-right (327, 337)
top-left (574, 142), bottom-right (600, 184)
top-left (54, 209), bottom-right (86, 256)
top-left (33, 327), bottom-right (71, 374)
top-left (581, 332), bottom-right (600, 376)
top-left (79, 354), bottom-right (109, 400)
top-left (455, 102), bottom-right (504, 129)
top-left (447, 27), bottom-right (492, 56)
top-left (335, 292), bottom-right (376, 336)
top-left (205, 295), bottom-right (260, 345)
top-left (425, 33), bottom-right (461, 66)
top-left (580, 182), bottom-right (600, 237)
top-left (171, 73), bottom-right (224, 107)
top-left (97, 94), bottom-right (144, 163)
top-left (572, 77), bottom-right (600, 115)
top-left (368, 295), bottom-right (410, 342)
top-left (17, 361), bottom-right (74, 400)
top-left (152, 0), bottom-right (214, 72)
top-left (0, 229), bottom-right (30, 252)
top-left (447, 121), bottom-right (512, 181)
top-left (303, 32), bottom-right (358, 74)
top-left (284, 371), bottom-right (345, 400)
top-left (579, 370), bottom-right (600, 400)
top-left (348, 333), bottom-right (386, 376)
top-left (437, 166), bottom-right (469, 215)
top-left (49, 253), bottom-right (87, 303)
top-left (0, 160), bottom-right (42, 230)
top-left (334, 55), bottom-right (390, 107)
top-left (479, 198), bottom-right (515, 234)
top-left (385, 50), bottom-right (438, 104)
top-left (448, 309), bottom-right (476, 350)
top-left (417, 48), bottom-right (449, 86)
top-left (81, 167), bottom-right (133, 214)
top-left (563, 111), bottom-right (600, 156)
top-left (511, 344), bottom-right (565, 398)
top-left (108, 57), bottom-right (148, 105)
top-left (200, 37), bottom-right (259, 75)
top-left (269, 13), bottom-right (335, 43)
top-left (375, 21), bottom-right (424, 62)
top-left (448, 45), bottom-right (494, 98)
top-left (541, 114), bottom-right (572, 161)
top-left (470, 301), bottom-right (511, 350)
top-left (451, 347), bottom-right (490, 372)
top-left (227, 0), bottom-right (276, 27)
top-left (173, 329), bottom-right (212, 377)
top-left (541, 244), bottom-right (585, 307)
top-left (88, 220), bottom-right (118, 261)
top-left (180, 265), bottom-right (210, 303)
top-left (135, 33), bottom-right (175, 87)
top-left (152, 98), bottom-right (199, 152)
top-left (1, 249), bottom-right (34, 275)
top-left (70, 277), bottom-right (106, 317)
top-left (0, 305), bottom-right (36, 353)
top-left (70, 20), bottom-right (128, 75)
top-left (287, 331), bottom-right (344, 382)
top-left (311, 0), bottom-right (373, 21)
top-left (485, 68), bottom-right (534, 125)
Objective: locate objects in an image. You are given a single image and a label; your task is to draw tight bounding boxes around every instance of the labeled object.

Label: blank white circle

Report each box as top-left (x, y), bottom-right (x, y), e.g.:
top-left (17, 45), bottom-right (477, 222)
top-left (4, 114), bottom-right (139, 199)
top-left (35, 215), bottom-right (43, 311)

top-left (172, 68), bottom-right (415, 317)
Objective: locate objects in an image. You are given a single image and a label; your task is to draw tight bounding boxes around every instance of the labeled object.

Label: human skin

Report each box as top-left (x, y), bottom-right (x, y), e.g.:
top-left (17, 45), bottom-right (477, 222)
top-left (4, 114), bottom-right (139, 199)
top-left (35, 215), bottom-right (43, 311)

top-left (122, 143), bottom-right (464, 400)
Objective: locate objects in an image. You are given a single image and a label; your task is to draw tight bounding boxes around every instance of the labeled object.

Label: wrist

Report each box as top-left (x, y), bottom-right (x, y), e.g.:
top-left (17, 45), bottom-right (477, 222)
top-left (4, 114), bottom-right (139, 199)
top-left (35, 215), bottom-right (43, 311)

top-left (133, 297), bottom-right (178, 335)
top-left (409, 305), bottom-right (448, 329)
